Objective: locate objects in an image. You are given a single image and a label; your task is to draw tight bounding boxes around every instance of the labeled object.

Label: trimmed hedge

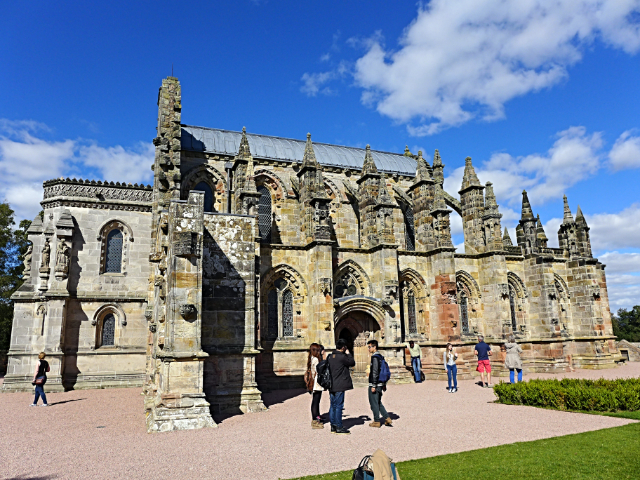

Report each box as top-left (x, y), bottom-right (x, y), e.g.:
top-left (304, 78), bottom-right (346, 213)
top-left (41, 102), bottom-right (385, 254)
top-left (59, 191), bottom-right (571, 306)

top-left (494, 378), bottom-right (640, 412)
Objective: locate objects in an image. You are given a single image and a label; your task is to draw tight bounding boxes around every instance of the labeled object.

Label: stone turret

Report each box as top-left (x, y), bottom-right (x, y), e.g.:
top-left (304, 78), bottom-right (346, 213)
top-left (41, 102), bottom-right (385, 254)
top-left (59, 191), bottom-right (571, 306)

top-left (408, 151), bottom-right (435, 251)
top-left (536, 215), bottom-right (548, 249)
top-left (234, 127), bottom-right (261, 215)
top-left (558, 195), bottom-right (579, 257)
top-left (575, 205), bottom-right (593, 257)
top-left (432, 149), bottom-right (444, 185)
top-left (431, 183), bottom-right (453, 248)
top-left (459, 157), bottom-right (485, 254)
top-left (297, 133), bottom-right (332, 243)
top-left (357, 145), bottom-right (382, 248)
top-left (482, 181), bottom-right (503, 251)
top-left (516, 190), bottom-right (537, 255)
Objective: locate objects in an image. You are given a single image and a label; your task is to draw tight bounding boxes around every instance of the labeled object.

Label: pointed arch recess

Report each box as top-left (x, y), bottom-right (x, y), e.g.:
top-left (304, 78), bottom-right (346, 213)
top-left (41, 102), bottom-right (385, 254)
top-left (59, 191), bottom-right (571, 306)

top-left (554, 273), bottom-right (570, 298)
top-left (400, 268), bottom-right (428, 298)
top-left (324, 177), bottom-right (349, 203)
top-left (334, 259), bottom-right (373, 297)
top-left (254, 169), bottom-right (294, 200)
top-left (456, 270), bottom-right (481, 298)
top-left (261, 264), bottom-right (308, 298)
top-left (507, 272), bottom-right (528, 298)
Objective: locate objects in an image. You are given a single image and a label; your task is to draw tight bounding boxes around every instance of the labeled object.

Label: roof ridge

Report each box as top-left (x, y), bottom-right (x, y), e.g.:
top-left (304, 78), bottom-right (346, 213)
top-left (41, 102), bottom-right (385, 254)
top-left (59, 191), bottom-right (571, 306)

top-left (181, 124), bottom-right (410, 157)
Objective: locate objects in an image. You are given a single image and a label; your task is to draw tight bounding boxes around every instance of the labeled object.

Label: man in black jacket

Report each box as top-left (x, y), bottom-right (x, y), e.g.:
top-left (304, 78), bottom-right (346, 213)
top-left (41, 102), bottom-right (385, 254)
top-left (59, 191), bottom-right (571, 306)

top-left (367, 340), bottom-right (392, 428)
top-left (327, 338), bottom-right (355, 434)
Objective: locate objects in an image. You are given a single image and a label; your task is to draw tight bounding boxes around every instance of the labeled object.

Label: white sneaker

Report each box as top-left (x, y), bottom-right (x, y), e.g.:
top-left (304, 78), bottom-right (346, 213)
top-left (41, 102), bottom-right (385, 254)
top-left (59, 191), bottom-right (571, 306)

top-left (39, 404), bottom-right (49, 407)
top-left (448, 388), bottom-right (452, 393)
top-left (29, 404), bottom-right (37, 407)
top-left (453, 388), bottom-right (458, 393)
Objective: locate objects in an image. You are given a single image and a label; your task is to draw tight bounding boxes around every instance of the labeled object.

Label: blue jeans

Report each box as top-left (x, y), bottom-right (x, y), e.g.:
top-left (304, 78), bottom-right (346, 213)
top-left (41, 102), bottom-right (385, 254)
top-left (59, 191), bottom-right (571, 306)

top-left (509, 369), bottom-right (523, 383)
top-left (34, 383), bottom-right (48, 405)
top-left (446, 364), bottom-right (457, 389)
top-left (329, 391), bottom-right (345, 428)
top-left (411, 357), bottom-right (422, 382)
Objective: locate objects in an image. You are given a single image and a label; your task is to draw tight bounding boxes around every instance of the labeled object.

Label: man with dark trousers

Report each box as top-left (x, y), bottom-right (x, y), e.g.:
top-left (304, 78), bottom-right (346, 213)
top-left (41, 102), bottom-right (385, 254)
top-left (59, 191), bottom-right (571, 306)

top-left (328, 338), bottom-right (355, 434)
top-left (367, 339), bottom-right (392, 428)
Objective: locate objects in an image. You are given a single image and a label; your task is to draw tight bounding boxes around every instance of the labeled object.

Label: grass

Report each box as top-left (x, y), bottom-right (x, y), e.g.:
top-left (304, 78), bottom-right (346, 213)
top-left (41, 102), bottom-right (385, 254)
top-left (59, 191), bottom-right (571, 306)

top-left (285, 422), bottom-right (640, 480)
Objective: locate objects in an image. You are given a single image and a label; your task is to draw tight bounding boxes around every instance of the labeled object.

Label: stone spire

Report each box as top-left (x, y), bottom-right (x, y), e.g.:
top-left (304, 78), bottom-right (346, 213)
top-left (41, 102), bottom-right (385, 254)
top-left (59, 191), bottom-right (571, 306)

top-left (575, 205), bottom-right (587, 226)
top-left (237, 126), bottom-right (251, 160)
top-left (414, 150), bottom-right (432, 184)
top-left (562, 195), bottom-right (574, 224)
top-left (432, 149), bottom-right (444, 185)
top-left (536, 214), bottom-right (548, 247)
top-left (377, 173), bottom-right (394, 206)
top-left (483, 182), bottom-right (499, 216)
top-left (361, 144), bottom-right (379, 177)
top-left (502, 227), bottom-right (513, 246)
top-left (460, 157), bottom-right (481, 192)
top-left (300, 133), bottom-right (320, 172)
top-left (521, 190), bottom-right (534, 221)
top-left (404, 145), bottom-right (412, 156)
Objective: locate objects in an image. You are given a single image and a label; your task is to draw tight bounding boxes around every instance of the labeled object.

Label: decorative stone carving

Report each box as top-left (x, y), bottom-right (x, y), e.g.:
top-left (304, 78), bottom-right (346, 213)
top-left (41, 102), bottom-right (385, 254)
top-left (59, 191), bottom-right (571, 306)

top-left (319, 278), bottom-right (332, 296)
top-left (144, 308), bottom-right (153, 320)
top-left (149, 324), bottom-right (157, 333)
top-left (497, 283), bottom-right (509, 299)
top-left (54, 239), bottom-right (70, 280)
top-left (40, 239), bottom-right (51, 273)
top-left (22, 245), bottom-right (33, 278)
top-left (43, 179), bottom-right (153, 202)
top-left (384, 281), bottom-right (399, 302)
top-left (179, 304), bottom-right (197, 319)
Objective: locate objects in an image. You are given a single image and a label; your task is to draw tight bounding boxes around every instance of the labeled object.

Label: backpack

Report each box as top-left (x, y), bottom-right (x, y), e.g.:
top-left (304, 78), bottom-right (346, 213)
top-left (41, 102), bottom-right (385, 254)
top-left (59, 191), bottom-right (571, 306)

top-left (315, 358), bottom-right (332, 390)
top-left (376, 353), bottom-right (391, 383)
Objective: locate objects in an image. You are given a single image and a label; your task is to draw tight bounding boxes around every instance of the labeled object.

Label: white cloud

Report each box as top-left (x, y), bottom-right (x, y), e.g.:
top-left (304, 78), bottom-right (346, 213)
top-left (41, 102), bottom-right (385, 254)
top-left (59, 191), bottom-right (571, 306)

top-left (301, 61), bottom-right (351, 97)
top-left (0, 120), bottom-right (153, 221)
top-left (444, 126), bottom-right (602, 212)
top-left (609, 130), bottom-right (640, 171)
top-left (343, 0), bottom-right (640, 134)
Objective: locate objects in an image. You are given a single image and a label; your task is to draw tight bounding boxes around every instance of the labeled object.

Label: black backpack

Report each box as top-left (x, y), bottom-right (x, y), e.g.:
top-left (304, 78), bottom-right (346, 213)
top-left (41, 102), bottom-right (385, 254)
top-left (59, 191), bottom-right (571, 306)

top-left (315, 358), bottom-right (332, 390)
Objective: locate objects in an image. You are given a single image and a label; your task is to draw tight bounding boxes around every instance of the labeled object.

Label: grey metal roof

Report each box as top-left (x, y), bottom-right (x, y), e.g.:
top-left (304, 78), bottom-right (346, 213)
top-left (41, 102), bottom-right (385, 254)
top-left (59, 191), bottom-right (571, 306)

top-left (181, 125), bottom-right (418, 176)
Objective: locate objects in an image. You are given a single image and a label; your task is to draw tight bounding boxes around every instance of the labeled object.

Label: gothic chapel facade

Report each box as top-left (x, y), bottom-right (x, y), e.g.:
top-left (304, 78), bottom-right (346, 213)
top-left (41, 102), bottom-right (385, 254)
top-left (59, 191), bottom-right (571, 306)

top-left (3, 77), bottom-right (619, 431)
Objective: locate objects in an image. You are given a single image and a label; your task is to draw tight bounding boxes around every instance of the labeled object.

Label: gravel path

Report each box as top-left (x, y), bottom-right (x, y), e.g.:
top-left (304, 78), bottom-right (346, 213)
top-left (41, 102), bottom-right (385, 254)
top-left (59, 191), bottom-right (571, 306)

top-left (2, 363), bottom-right (638, 480)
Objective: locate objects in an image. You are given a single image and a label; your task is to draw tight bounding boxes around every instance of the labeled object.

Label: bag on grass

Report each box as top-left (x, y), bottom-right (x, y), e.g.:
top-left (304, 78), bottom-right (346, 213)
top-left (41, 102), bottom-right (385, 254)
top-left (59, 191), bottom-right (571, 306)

top-left (352, 455), bottom-right (373, 480)
top-left (316, 359), bottom-right (332, 390)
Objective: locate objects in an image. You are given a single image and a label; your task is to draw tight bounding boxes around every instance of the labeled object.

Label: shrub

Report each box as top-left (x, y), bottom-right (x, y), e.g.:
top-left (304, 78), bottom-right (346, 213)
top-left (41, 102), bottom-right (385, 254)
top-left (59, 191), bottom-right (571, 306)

top-left (494, 377), bottom-right (640, 412)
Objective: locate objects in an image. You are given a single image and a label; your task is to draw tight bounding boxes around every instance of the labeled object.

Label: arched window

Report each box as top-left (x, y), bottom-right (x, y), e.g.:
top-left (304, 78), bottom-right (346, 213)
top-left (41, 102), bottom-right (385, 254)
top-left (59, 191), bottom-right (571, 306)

top-left (509, 284), bottom-right (517, 332)
top-left (404, 207), bottom-right (415, 251)
top-left (407, 291), bottom-right (417, 334)
top-left (282, 290), bottom-right (293, 337)
top-left (267, 289), bottom-right (278, 338)
top-left (105, 229), bottom-right (123, 273)
top-left (460, 292), bottom-right (469, 334)
top-left (258, 185), bottom-right (272, 243)
top-left (194, 181), bottom-right (215, 212)
top-left (101, 313), bottom-right (115, 347)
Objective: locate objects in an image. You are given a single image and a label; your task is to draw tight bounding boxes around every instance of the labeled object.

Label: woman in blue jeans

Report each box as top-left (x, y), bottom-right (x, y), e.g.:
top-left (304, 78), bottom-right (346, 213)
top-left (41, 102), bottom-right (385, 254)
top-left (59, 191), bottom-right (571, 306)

top-left (443, 343), bottom-right (458, 393)
top-left (30, 352), bottom-right (50, 407)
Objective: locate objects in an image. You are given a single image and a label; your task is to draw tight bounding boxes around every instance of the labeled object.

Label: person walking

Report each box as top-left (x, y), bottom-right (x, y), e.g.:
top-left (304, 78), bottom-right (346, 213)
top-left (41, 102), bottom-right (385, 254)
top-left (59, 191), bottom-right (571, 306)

top-left (367, 340), bottom-right (392, 428)
top-left (443, 343), bottom-right (458, 393)
top-left (327, 338), bottom-right (355, 435)
top-left (307, 343), bottom-right (326, 429)
top-left (474, 335), bottom-right (493, 388)
top-left (30, 352), bottom-right (50, 407)
top-left (504, 335), bottom-right (524, 383)
top-left (406, 340), bottom-right (423, 383)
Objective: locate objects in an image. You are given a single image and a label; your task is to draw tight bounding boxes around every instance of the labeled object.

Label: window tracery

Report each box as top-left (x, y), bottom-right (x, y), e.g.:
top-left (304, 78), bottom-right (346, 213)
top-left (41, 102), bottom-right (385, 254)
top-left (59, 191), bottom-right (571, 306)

top-left (258, 185), bottom-right (272, 243)
top-left (98, 220), bottom-right (132, 275)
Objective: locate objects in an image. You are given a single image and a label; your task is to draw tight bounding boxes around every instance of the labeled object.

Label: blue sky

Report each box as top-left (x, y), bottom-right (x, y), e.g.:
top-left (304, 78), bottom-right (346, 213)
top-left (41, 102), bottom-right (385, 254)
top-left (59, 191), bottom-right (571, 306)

top-left (1, 0), bottom-right (640, 310)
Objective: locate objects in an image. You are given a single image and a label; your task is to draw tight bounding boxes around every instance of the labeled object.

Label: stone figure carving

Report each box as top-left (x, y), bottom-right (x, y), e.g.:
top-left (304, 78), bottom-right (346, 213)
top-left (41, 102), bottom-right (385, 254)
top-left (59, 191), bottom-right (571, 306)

top-left (23, 245), bottom-right (33, 277)
top-left (55, 239), bottom-right (70, 279)
top-left (40, 239), bottom-right (51, 273)
top-left (179, 304), bottom-right (197, 319)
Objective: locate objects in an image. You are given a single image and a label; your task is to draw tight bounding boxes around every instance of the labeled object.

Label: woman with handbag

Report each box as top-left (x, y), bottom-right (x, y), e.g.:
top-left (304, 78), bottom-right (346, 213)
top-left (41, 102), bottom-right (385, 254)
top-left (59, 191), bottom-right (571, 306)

top-left (306, 343), bottom-right (325, 429)
top-left (30, 352), bottom-right (50, 407)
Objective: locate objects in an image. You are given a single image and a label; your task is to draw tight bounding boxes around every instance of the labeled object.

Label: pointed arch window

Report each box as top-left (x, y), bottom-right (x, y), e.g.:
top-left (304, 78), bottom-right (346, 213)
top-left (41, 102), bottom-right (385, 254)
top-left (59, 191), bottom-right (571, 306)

top-left (509, 284), bottom-right (517, 332)
top-left (460, 292), bottom-right (469, 334)
top-left (258, 185), bottom-right (272, 243)
top-left (404, 206), bottom-right (415, 251)
top-left (101, 313), bottom-right (115, 347)
top-left (407, 291), bottom-right (417, 334)
top-left (282, 290), bottom-right (294, 337)
top-left (194, 181), bottom-right (215, 212)
top-left (105, 229), bottom-right (123, 273)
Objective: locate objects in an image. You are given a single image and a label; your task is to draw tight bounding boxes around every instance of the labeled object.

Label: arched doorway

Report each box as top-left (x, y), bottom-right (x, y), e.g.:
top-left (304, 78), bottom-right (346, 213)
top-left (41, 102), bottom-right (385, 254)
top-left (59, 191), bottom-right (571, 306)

top-left (334, 311), bottom-right (381, 382)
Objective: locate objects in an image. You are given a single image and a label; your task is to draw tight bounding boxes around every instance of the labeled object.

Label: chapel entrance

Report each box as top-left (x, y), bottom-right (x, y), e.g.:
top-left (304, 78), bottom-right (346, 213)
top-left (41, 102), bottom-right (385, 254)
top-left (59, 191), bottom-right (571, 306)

top-left (335, 312), bottom-right (381, 382)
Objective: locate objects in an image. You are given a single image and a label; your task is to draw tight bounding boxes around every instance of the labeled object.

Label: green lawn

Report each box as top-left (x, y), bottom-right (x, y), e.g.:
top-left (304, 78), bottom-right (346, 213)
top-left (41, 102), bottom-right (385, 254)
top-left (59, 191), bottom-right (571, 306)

top-left (285, 422), bottom-right (640, 480)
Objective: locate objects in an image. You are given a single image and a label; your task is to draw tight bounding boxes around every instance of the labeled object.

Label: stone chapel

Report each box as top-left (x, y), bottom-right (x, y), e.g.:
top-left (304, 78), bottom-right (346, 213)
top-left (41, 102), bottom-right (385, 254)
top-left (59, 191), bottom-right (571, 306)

top-left (3, 77), bottom-right (620, 431)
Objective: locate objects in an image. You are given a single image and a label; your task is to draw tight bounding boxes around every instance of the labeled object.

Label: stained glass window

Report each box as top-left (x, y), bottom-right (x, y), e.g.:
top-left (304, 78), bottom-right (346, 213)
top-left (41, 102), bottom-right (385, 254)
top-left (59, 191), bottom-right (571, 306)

top-left (194, 182), bottom-right (214, 212)
top-left (282, 290), bottom-right (294, 337)
top-left (102, 313), bottom-right (115, 346)
top-left (404, 207), bottom-right (415, 251)
top-left (105, 229), bottom-right (123, 273)
top-left (267, 289), bottom-right (278, 338)
top-left (460, 293), bottom-right (469, 334)
top-left (258, 186), bottom-right (272, 243)
top-left (509, 284), bottom-right (517, 332)
top-left (408, 291), bottom-right (417, 334)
